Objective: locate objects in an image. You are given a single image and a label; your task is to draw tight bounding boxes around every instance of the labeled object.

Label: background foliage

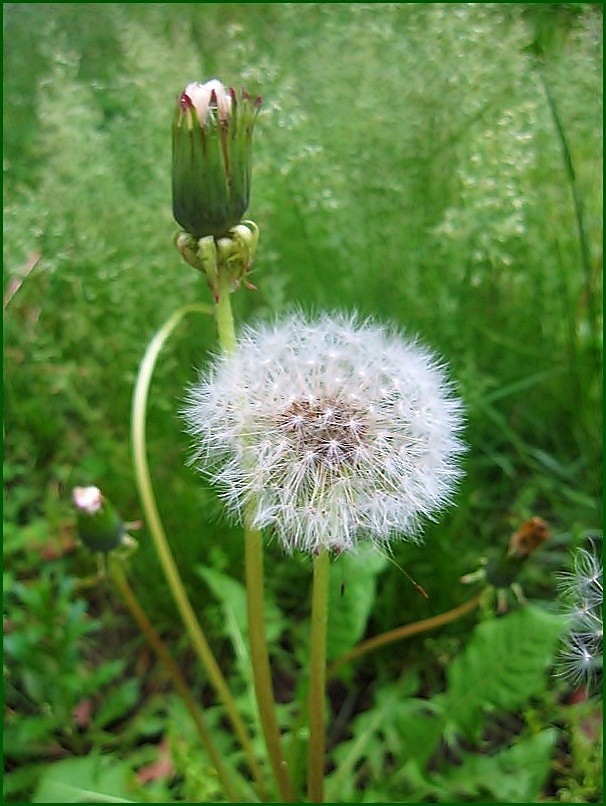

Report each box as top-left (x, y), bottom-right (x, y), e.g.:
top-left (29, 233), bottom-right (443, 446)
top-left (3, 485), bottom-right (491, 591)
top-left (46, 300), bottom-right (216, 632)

top-left (4, 3), bottom-right (602, 802)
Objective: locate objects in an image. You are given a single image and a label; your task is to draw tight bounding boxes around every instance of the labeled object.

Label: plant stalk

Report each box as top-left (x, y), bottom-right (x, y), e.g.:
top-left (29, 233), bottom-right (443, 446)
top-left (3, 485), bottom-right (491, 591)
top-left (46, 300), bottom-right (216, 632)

top-left (214, 270), bottom-right (295, 802)
top-left (215, 268), bottom-right (237, 352)
top-left (131, 303), bottom-right (267, 798)
top-left (307, 548), bottom-right (331, 803)
top-left (109, 557), bottom-right (243, 801)
top-left (245, 520), bottom-right (295, 802)
top-left (327, 592), bottom-right (483, 678)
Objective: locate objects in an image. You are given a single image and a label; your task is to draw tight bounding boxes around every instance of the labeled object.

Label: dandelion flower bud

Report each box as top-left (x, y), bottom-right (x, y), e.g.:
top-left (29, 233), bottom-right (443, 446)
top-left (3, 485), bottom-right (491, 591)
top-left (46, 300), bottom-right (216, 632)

top-left (485, 517), bottom-right (550, 589)
top-left (172, 79), bottom-right (261, 238)
top-left (72, 486), bottom-right (125, 554)
top-left (184, 313), bottom-right (466, 555)
top-left (557, 543), bottom-right (603, 695)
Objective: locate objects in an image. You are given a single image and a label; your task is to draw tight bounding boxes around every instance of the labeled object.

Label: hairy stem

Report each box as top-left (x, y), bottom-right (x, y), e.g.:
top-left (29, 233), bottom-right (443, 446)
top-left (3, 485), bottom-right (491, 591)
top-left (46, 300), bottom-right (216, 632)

top-left (307, 548), bottom-right (331, 803)
top-left (109, 557), bottom-right (244, 801)
top-left (131, 303), bottom-right (267, 798)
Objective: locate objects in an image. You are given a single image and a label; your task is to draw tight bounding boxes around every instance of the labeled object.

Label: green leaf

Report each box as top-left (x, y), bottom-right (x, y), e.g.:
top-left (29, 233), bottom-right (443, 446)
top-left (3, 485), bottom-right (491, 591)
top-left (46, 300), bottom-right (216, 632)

top-left (32, 755), bottom-right (137, 803)
top-left (3, 764), bottom-right (45, 801)
top-left (195, 564), bottom-right (285, 733)
top-left (88, 658), bottom-right (127, 690)
top-left (93, 678), bottom-right (140, 729)
top-left (440, 606), bottom-right (566, 741)
top-left (4, 712), bottom-right (58, 753)
top-left (326, 675), bottom-right (426, 802)
top-left (430, 729), bottom-right (558, 802)
top-left (195, 567), bottom-right (252, 672)
top-left (196, 565), bottom-right (284, 647)
top-left (326, 545), bottom-right (387, 662)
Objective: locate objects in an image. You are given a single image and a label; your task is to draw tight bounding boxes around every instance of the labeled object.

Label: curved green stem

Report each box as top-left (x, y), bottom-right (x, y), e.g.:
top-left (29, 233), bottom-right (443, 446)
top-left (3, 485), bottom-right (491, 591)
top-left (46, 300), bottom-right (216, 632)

top-left (307, 549), bottom-right (330, 803)
top-left (215, 276), bottom-right (295, 802)
top-left (327, 592), bottom-right (483, 679)
top-left (131, 303), bottom-right (267, 798)
top-left (109, 557), bottom-right (245, 802)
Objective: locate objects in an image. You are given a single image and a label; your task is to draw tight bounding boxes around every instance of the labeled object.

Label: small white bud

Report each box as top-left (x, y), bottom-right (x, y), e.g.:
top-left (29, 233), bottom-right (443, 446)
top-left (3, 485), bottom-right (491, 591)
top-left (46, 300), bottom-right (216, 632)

top-left (72, 485), bottom-right (103, 514)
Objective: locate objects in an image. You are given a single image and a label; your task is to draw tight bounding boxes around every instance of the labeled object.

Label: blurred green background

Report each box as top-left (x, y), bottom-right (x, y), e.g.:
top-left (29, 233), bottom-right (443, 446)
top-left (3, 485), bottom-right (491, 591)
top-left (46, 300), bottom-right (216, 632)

top-left (3, 3), bottom-right (602, 802)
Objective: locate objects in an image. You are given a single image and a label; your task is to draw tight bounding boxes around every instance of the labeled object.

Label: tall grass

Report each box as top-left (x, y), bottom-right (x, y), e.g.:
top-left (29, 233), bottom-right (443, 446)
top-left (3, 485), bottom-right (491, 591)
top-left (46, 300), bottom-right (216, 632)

top-left (4, 3), bottom-right (602, 627)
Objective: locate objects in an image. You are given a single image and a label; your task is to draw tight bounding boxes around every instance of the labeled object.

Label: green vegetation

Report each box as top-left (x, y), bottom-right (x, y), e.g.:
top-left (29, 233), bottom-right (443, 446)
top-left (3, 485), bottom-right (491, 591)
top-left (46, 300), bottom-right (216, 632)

top-left (4, 3), bottom-right (602, 802)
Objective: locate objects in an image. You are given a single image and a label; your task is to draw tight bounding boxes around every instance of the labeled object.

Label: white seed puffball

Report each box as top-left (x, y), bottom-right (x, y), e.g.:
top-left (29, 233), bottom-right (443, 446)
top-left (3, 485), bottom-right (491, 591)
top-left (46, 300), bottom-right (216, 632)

top-left (184, 312), bottom-right (466, 554)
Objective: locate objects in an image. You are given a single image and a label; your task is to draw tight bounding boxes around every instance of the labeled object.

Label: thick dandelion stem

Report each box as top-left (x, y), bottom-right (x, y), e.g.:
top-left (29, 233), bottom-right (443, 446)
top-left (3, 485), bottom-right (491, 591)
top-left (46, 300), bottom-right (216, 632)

top-left (307, 548), bottom-right (331, 803)
top-left (215, 267), bottom-right (237, 353)
top-left (245, 520), bottom-right (295, 802)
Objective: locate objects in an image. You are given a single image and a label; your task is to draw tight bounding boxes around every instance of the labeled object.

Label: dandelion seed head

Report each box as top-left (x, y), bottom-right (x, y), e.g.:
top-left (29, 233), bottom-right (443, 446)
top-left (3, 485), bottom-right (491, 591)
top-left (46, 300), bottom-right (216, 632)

top-left (184, 312), bottom-right (466, 554)
top-left (556, 541), bottom-right (603, 694)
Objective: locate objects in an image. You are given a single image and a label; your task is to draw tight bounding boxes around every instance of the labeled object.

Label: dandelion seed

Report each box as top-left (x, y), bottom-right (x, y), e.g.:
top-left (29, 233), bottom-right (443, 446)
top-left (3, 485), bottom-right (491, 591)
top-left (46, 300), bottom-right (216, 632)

top-left (556, 542), bottom-right (603, 694)
top-left (184, 312), bottom-right (466, 554)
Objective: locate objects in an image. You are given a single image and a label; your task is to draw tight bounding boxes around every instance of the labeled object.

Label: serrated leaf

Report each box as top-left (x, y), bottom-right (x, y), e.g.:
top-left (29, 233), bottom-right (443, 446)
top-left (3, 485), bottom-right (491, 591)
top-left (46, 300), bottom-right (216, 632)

top-left (32, 755), bottom-right (136, 803)
top-left (442, 606), bottom-right (566, 740)
top-left (326, 675), bottom-right (428, 802)
top-left (93, 678), bottom-right (140, 729)
top-left (89, 658), bottom-right (127, 689)
top-left (327, 545), bottom-right (387, 662)
top-left (430, 729), bottom-right (557, 802)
